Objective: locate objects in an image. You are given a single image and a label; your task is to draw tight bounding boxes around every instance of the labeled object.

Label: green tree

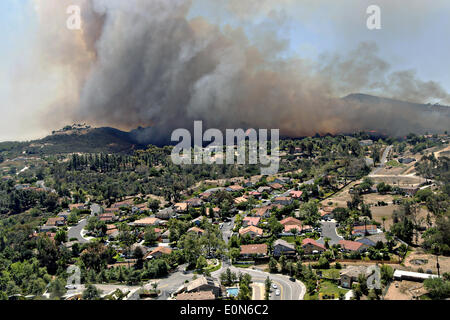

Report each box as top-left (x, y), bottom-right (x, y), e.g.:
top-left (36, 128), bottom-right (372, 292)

top-left (82, 284), bottom-right (102, 300)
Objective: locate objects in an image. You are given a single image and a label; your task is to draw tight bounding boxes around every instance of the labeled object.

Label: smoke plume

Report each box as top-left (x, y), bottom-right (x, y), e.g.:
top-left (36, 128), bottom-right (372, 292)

top-left (30, 0), bottom-right (450, 144)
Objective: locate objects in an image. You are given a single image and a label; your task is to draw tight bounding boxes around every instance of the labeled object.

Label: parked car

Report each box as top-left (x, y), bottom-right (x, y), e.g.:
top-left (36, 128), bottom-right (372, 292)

top-left (65, 285), bottom-right (77, 290)
top-left (272, 284), bottom-right (277, 289)
top-left (275, 289), bottom-right (280, 296)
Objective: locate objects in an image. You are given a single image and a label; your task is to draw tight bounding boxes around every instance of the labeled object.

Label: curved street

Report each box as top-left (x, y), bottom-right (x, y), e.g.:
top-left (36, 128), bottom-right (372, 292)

top-left (67, 219), bottom-right (89, 243)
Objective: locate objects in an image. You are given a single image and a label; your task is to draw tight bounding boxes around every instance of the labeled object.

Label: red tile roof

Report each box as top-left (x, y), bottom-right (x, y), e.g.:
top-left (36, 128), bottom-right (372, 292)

top-left (338, 240), bottom-right (365, 251)
top-left (240, 244), bottom-right (268, 255)
top-left (302, 238), bottom-right (326, 250)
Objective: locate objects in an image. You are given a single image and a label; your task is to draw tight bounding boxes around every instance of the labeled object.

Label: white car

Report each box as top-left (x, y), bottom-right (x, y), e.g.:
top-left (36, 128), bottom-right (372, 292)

top-left (65, 284), bottom-right (77, 290)
top-left (275, 289), bottom-right (280, 296)
top-left (272, 283), bottom-right (277, 289)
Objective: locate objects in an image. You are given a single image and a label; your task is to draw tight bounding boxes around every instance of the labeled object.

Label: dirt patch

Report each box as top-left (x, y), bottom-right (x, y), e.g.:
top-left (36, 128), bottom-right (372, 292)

top-left (404, 250), bottom-right (450, 274)
top-left (384, 280), bottom-right (427, 300)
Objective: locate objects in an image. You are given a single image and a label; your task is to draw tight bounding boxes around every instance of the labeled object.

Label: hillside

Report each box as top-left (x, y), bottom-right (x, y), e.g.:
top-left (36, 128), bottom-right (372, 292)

top-left (0, 126), bottom-right (147, 156)
top-left (343, 93), bottom-right (450, 115)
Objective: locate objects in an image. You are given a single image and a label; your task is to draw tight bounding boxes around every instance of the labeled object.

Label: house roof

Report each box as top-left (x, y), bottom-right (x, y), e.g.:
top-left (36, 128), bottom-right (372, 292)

top-left (239, 225), bottom-right (263, 236)
top-left (174, 202), bottom-right (188, 210)
top-left (269, 183), bottom-right (283, 189)
top-left (253, 206), bottom-right (270, 217)
top-left (302, 238), bottom-right (326, 249)
top-left (186, 276), bottom-right (218, 292)
top-left (352, 225), bottom-right (377, 234)
top-left (340, 266), bottom-right (367, 278)
top-left (243, 216), bottom-right (260, 226)
top-left (227, 185), bottom-right (244, 191)
top-left (274, 239), bottom-right (295, 250)
top-left (240, 243), bottom-right (268, 255)
top-left (338, 240), bottom-right (365, 251)
top-left (289, 190), bottom-right (303, 198)
top-left (134, 217), bottom-right (160, 226)
top-left (280, 217), bottom-right (302, 226)
top-left (357, 233), bottom-right (388, 244)
top-left (46, 217), bottom-right (65, 226)
top-left (188, 226), bottom-right (205, 234)
top-left (234, 196), bottom-right (247, 204)
top-left (274, 196), bottom-right (291, 201)
top-left (176, 291), bottom-right (215, 300)
top-left (147, 246), bottom-right (172, 257)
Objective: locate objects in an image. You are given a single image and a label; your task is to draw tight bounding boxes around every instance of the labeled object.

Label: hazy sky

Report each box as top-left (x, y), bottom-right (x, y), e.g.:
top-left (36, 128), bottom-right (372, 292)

top-left (1, 0), bottom-right (449, 141)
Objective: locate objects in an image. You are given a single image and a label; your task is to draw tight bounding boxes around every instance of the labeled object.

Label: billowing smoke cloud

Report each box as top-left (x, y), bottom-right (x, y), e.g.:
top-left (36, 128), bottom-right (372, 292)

top-left (28, 0), bottom-right (450, 143)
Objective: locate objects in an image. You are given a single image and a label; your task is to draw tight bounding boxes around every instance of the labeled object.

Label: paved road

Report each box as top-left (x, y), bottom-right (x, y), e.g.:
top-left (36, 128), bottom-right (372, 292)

top-left (212, 264), bottom-right (305, 300)
top-left (67, 219), bottom-right (89, 243)
top-left (317, 221), bottom-right (343, 246)
top-left (370, 145), bottom-right (392, 175)
top-left (221, 217), bottom-right (236, 244)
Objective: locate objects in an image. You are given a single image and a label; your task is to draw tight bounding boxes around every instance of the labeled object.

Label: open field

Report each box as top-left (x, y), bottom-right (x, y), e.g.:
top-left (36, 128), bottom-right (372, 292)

top-left (384, 280), bottom-right (427, 300)
top-left (404, 249), bottom-right (450, 274)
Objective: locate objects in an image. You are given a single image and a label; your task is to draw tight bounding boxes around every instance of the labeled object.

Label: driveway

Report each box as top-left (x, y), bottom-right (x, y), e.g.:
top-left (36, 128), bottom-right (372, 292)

top-left (370, 145), bottom-right (392, 175)
top-left (221, 217), bottom-right (235, 244)
top-left (67, 219), bottom-right (89, 243)
top-left (317, 221), bottom-right (343, 246)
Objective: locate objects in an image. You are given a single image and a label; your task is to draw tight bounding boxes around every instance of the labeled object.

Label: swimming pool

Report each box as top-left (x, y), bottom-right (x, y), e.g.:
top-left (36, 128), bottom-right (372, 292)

top-left (227, 287), bottom-right (239, 297)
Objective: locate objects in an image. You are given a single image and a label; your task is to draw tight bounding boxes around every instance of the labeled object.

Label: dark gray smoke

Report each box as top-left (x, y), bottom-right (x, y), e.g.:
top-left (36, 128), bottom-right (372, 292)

top-left (36, 0), bottom-right (450, 144)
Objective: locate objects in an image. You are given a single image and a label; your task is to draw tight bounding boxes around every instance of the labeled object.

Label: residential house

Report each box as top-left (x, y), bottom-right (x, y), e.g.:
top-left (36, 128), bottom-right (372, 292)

top-left (248, 191), bottom-right (262, 199)
top-left (112, 199), bottom-right (133, 209)
top-left (319, 207), bottom-right (334, 220)
top-left (144, 246), bottom-right (173, 259)
top-left (257, 186), bottom-right (272, 194)
top-left (284, 224), bottom-right (312, 234)
top-left (176, 291), bottom-right (215, 300)
top-left (240, 244), bottom-right (268, 258)
top-left (253, 206), bottom-right (271, 218)
top-left (289, 190), bottom-right (303, 199)
top-left (272, 196), bottom-right (292, 206)
top-left (90, 203), bottom-right (103, 216)
top-left (187, 226), bottom-right (205, 236)
top-left (199, 192), bottom-right (212, 200)
top-left (272, 177), bottom-right (289, 185)
top-left (99, 212), bottom-right (117, 223)
top-left (340, 266), bottom-right (368, 288)
top-left (226, 185), bottom-right (244, 192)
top-left (301, 238), bottom-right (326, 254)
top-left (174, 202), bottom-right (188, 213)
top-left (352, 225), bottom-right (378, 236)
top-left (183, 276), bottom-right (223, 297)
top-left (356, 233), bottom-right (389, 247)
top-left (273, 239), bottom-right (296, 257)
top-left (398, 186), bottom-right (419, 196)
top-left (191, 216), bottom-right (205, 226)
top-left (242, 216), bottom-right (261, 227)
top-left (69, 203), bottom-right (86, 211)
top-left (280, 217), bottom-right (302, 227)
top-left (234, 196), bottom-right (248, 205)
top-left (156, 207), bottom-right (175, 220)
top-left (239, 226), bottom-right (263, 239)
top-left (133, 217), bottom-right (161, 227)
top-left (57, 211), bottom-right (70, 220)
top-left (338, 240), bottom-right (369, 253)
top-left (186, 198), bottom-right (203, 207)
top-left (269, 183), bottom-right (283, 190)
top-left (45, 217), bottom-right (65, 227)
top-left (243, 180), bottom-right (254, 188)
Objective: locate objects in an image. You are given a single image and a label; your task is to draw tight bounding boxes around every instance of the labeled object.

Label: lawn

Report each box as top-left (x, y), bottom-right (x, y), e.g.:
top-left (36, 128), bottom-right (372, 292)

top-left (386, 160), bottom-right (403, 167)
top-left (305, 279), bottom-right (348, 300)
